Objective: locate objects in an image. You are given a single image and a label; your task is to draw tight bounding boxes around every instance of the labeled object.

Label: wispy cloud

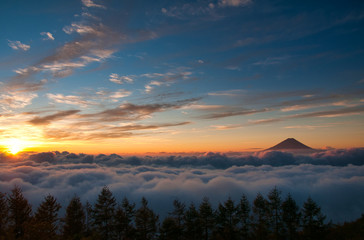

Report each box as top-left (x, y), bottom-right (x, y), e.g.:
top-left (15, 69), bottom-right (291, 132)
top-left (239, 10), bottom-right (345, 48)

top-left (0, 92), bottom-right (38, 112)
top-left (81, 0), bottom-right (106, 9)
top-left (200, 108), bottom-right (268, 120)
top-left (211, 124), bottom-right (242, 130)
top-left (109, 89), bottom-right (132, 100)
top-left (161, 3), bottom-right (215, 19)
top-left (248, 118), bottom-right (282, 125)
top-left (218, 0), bottom-right (253, 7)
top-left (109, 73), bottom-right (134, 84)
top-left (28, 110), bottom-right (80, 126)
top-left (290, 106), bottom-right (364, 118)
top-left (284, 125), bottom-right (330, 130)
top-left (47, 93), bottom-right (95, 107)
top-left (84, 98), bottom-right (199, 122)
top-left (40, 32), bottom-right (55, 41)
top-left (253, 56), bottom-right (289, 66)
top-left (8, 40), bottom-right (30, 51)
top-left (182, 104), bottom-right (224, 110)
top-left (144, 71), bottom-right (193, 93)
top-left (208, 89), bottom-right (245, 97)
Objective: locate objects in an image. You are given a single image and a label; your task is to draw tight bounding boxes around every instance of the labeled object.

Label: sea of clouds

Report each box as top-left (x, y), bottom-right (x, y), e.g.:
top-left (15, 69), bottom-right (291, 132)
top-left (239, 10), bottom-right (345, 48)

top-left (1, 148), bottom-right (364, 223)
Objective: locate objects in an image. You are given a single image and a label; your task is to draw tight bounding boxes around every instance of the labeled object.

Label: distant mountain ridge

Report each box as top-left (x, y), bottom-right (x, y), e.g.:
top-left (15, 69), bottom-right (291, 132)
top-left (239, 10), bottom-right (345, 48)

top-left (267, 138), bottom-right (312, 150)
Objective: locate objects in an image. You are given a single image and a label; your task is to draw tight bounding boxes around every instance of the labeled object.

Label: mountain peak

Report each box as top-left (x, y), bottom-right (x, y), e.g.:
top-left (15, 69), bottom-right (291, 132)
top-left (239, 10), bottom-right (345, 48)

top-left (267, 138), bottom-right (312, 150)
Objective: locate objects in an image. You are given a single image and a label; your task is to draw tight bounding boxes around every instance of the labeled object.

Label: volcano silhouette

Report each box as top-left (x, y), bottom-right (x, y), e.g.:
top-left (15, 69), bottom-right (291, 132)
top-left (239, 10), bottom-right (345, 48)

top-left (267, 138), bottom-right (312, 150)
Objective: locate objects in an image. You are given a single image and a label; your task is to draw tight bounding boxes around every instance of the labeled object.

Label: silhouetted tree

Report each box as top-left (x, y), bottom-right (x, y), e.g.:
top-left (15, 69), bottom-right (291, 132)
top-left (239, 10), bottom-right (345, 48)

top-left (252, 193), bottom-right (270, 240)
top-left (115, 197), bottom-right (135, 240)
top-left (62, 196), bottom-right (86, 240)
top-left (281, 193), bottom-right (300, 240)
top-left (215, 197), bottom-right (239, 240)
top-left (135, 197), bottom-right (158, 240)
top-left (0, 192), bottom-right (8, 239)
top-left (169, 199), bottom-right (185, 240)
top-left (159, 217), bottom-right (179, 240)
top-left (199, 197), bottom-right (215, 240)
top-left (7, 186), bottom-right (32, 239)
top-left (301, 197), bottom-right (326, 240)
top-left (29, 194), bottom-right (61, 240)
top-left (267, 187), bottom-right (283, 240)
top-left (85, 201), bottom-right (93, 237)
top-left (93, 186), bottom-right (117, 240)
top-left (184, 203), bottom-right (202, 240)
top-left (325, 214), bottom-right (364, 240)
top-left (237, 194), bottom-right (251, 239)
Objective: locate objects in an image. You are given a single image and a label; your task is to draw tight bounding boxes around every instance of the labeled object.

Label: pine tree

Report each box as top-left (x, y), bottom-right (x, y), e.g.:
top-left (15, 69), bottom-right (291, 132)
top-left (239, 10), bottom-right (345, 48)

top-left (281, 193), bottom-right (300, 240)
top-left (215, 197), bottom-right (239, 240)
top-left (31, 194), bottom-right (61, 240)
top-left (184, 203), bottom-right (202, 240)
top-left (252, 193), bottom-right (270, 240)
top-left (169, 199), bottom-right (185, 240)
top-left (115, 197), bottom-right (135, 240)
top-left (267, 187), bottom-right (283, 240)
top-left (237, 194), bottom-right (251, 240)
top-left (159, 217), bottom-right (179, 240)
top-left (93, 186), bottom-right (117, 240)
top-left (302, 197), bottom-right (326, 240)
top-left (85, 201), bottom-right (93, 237)
top-left (0, 192), bottom-right (8, 239)
top-left (7, 186), bottom-right (32, 239)
top-left (199, 197), bottom-right (215, 240)
top-left (62, 196), bottom-right (86, 240)
top-left (135, 197), bottom-right (159, 240)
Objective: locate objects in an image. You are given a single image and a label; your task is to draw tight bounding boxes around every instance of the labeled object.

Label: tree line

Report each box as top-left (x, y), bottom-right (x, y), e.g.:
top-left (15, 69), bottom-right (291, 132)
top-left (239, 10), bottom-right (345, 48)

top-left (0, 186), bottom-right (363, 240)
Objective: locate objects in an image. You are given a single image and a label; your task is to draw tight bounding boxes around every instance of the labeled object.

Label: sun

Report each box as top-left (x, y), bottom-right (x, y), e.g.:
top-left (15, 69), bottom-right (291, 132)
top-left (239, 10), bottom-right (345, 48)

top-left (6, 139), bottom-right (25, 155)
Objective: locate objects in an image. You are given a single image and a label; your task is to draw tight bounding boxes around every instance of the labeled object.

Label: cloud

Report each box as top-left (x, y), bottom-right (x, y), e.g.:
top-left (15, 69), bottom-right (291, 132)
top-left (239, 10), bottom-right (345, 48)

top-left (47, 93), bottom-right (94, 107)
top-left (40, 32), bottom-right (55, 41)
top-left (81, 0), bottom-right (106, 9)
top-left (28, 110), bottom-right (80, 126)
top-left (109, 73), bottom-right (134, 84)
top-left (144, 72), bottom-right (193, 93)
top-left (290, 105), bottom-right (364, 118)
top-left (109, 89), bottom-right (132, 100)
top-left (161, 3), bottom-right (216, 19)
top-left (84, 98), bottom-right (199, 122)
top-left (0, 92), bottom-right (38, 111)
top-left (247, 118), bottom-right (281, 125)
top-left (208, 89), bottom-right (245, 97)
top-left (4, 1), bottom-right (159, 94)
top-left (42, 121), bottom-right (191, 141)
top-left (8, 40), bottom-right (30, 51)
top-left (211, 124), bottom-right (242, 130)
top-left (253, 56), bottom-right (289, 66)
top-left (110, 122), bottom-right (191, 132)
top-left (0, 148), bottom-right (363, 223)
top-left (200, 108), bottom-right (268, 119)
top-left (218, 0), bottom-right (253, 7)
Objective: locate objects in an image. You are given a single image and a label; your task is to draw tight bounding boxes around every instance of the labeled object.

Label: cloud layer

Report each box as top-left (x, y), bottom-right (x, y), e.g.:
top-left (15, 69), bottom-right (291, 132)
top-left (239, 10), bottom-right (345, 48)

top-left (0, 148), bottom-right (363, 223)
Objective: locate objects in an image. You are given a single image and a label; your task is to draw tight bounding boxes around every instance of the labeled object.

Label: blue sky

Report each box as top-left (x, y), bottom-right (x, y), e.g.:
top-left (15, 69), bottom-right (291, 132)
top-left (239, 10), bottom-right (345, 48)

top-left (1, 0), bottom-right (364, 153)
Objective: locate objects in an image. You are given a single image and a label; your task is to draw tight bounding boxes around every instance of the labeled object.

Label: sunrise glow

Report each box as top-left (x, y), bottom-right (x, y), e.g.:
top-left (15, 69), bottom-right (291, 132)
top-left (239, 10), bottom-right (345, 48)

top-left (6, 139), bottom-right (25, 155)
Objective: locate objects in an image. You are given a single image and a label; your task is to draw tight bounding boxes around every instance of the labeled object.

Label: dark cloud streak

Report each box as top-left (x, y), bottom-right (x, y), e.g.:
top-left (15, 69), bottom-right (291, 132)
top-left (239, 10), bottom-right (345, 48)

top-left (28, 110), bottom-right (80, 126)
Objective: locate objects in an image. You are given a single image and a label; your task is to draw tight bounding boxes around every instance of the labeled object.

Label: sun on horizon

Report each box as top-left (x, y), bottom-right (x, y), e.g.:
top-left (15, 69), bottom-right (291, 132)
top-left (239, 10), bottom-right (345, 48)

top-left (5, 139), bottom-right (26, 155)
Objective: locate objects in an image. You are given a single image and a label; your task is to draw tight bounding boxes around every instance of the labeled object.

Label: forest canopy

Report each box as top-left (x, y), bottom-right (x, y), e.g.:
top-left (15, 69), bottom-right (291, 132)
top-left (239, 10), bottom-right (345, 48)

top-left (0, 186), bottom-right (362, 240)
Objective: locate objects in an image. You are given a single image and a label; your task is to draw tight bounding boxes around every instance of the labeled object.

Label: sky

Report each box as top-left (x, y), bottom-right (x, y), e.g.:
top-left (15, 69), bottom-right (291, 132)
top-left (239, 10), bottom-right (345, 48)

top-left (1, 0), bottom-right (364, 223)
top-left (1, 0), bottom-right (364, 154)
